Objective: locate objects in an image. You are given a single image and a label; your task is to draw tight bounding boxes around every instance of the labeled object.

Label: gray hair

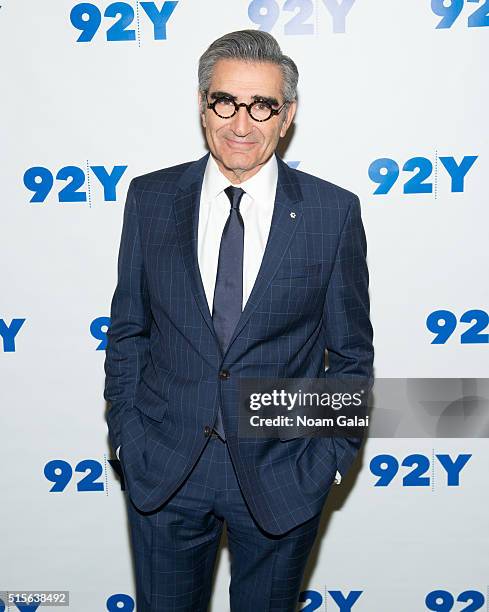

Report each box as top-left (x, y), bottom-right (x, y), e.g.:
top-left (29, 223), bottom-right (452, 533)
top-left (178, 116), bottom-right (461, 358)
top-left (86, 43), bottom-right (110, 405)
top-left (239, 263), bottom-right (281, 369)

top-left (198, 29), bottom-right (299, 113)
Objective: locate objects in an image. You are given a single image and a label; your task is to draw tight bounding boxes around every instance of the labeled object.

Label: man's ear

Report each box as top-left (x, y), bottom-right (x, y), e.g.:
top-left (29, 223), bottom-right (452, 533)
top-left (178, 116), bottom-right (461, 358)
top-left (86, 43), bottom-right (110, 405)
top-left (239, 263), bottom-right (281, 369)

top-left (198, 91), bottom-right (207, 128)
top-left (280, 100), bottom-right (297, 138)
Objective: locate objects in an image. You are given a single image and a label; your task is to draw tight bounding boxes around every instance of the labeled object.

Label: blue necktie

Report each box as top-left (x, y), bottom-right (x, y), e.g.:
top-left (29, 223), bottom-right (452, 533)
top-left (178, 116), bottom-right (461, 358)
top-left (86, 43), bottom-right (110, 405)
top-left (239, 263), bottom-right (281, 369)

top-left (211, 185), bottom-right (245, 439)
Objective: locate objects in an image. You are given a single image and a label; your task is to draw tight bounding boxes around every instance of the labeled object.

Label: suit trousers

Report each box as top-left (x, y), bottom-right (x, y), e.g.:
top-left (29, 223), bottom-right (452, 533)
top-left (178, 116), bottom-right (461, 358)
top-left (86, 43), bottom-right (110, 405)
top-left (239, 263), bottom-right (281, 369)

top-left (124, 433), bottom-right (324, 611)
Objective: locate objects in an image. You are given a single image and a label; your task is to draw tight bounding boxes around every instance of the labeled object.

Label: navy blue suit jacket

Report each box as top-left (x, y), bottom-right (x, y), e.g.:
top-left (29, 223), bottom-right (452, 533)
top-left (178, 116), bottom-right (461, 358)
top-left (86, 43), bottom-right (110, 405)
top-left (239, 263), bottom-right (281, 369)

top-left (104, 152), bottom-right (374, 535)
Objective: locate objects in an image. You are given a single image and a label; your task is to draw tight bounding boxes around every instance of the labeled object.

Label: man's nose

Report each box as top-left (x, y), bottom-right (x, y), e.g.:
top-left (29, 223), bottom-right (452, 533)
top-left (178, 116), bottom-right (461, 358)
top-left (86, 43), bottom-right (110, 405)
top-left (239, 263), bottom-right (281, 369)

top-left (230, 105), bottom-right (253, 136)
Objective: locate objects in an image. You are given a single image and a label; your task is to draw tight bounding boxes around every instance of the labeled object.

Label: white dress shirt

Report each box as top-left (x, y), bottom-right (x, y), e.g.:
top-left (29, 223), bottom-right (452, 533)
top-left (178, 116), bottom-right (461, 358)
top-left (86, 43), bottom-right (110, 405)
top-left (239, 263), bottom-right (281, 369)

top-left (198, 151), bottom-right (277, 312)
top-left (117, 152), bottom-right (341, 485)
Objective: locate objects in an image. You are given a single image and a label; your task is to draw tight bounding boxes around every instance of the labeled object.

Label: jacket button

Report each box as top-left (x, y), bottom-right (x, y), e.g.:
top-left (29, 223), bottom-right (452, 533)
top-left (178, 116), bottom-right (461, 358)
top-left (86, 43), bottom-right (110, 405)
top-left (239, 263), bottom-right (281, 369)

top-left (204, 425), bottom-right (212, 437)
top-left (219, 370), bottom-right (230, 380)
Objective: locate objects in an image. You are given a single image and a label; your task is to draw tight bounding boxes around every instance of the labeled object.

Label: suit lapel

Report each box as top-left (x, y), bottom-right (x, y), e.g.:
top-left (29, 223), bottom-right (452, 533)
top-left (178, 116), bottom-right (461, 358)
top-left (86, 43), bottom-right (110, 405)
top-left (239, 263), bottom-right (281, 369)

top-left (224, 159), bottom-right (304, 358)
top-left (173, 153), bottom-right (218, 344)
top-left (173, 153), bottom-right (304, 360)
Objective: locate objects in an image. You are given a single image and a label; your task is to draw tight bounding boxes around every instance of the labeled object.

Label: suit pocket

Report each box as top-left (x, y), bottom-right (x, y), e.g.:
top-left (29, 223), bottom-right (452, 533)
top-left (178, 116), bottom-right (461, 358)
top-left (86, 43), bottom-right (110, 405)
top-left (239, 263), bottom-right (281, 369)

top-left (273, 262), bottom-right (323, 281)
top-left (134, 380), bottom-right (169, 422)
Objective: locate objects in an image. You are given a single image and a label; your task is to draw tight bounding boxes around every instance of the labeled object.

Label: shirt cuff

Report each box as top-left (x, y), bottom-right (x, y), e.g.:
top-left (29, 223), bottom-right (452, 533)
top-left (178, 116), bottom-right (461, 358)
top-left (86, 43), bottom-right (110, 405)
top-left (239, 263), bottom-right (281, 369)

top-left (334, 470), bottom-right (342, 485)
top-left (116, 445), bottom-right (121, 460)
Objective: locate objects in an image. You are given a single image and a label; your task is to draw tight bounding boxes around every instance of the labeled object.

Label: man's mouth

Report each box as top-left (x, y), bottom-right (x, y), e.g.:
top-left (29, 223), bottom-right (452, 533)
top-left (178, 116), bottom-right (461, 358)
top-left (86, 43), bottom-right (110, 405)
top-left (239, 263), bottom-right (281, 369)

top-left (225, 137), bottom-right (257, 149)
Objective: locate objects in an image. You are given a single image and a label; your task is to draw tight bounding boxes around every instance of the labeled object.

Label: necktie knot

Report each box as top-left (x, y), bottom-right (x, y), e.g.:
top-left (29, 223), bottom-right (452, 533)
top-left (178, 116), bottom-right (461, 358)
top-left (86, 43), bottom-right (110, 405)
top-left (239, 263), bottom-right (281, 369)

top-left (224, 186), bottom-right (245, 211)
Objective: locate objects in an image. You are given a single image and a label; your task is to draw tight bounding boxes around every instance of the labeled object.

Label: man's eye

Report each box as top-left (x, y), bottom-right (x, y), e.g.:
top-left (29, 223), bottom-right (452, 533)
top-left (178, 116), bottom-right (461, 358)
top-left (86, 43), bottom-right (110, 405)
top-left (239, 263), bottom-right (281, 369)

top-left (217, 98), bottom-right (234, 106)
top-left (254, 102), bottom-right (269, 111)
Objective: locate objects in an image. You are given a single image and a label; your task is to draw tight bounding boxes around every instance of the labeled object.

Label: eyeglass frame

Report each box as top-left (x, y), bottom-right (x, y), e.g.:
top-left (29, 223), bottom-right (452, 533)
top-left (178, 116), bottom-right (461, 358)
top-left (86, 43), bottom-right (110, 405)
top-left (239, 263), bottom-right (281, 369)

top-left (204, 92), bottom-right (289, 123)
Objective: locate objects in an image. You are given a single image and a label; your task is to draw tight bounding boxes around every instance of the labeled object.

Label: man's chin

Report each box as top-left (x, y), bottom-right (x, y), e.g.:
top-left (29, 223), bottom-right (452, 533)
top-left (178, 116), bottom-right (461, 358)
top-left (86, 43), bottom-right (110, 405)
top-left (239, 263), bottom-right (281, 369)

top-left (219, 153), bottom-right (257, 173)
top-left (223, 151), bottom-right (252, 168)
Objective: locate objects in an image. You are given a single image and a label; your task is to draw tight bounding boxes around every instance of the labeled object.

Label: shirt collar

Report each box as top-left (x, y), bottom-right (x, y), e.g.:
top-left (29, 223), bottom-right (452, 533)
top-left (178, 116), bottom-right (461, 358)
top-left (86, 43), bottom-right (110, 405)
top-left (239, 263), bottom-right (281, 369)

top-left (202, 152), bottom-right (278, 203)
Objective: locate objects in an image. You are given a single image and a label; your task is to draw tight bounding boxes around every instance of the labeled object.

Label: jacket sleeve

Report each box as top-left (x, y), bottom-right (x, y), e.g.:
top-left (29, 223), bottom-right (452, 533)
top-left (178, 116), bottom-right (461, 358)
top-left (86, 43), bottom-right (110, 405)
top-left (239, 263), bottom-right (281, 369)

top-left (321, 194), bottom-right (374, 478)
top-left (104, 179), bottom-right (151, 453)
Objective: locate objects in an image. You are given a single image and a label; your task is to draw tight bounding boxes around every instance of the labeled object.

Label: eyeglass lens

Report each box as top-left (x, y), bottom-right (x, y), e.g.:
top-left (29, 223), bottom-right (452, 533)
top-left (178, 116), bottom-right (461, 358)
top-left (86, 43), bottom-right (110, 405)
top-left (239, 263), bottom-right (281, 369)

top-left (213, 98), bottom-right (273, 121)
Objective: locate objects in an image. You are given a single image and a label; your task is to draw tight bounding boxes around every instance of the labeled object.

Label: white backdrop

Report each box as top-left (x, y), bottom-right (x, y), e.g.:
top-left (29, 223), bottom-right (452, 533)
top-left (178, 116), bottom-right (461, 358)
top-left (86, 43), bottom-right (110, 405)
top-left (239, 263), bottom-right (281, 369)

top-left (1, 1), bottom-right (488, 610)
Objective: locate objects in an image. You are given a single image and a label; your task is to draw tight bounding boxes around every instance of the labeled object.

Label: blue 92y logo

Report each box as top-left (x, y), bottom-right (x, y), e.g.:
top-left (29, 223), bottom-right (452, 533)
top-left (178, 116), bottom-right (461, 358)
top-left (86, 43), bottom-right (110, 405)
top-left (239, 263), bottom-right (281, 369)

top-left (45, 459), bottom-right (105, 492)
top-left (92, 317), bottom-right (111, 350)
top-left (70, 1), bottom-right (178, 43)
top-left (44, 457), bottom-right (125, 492)
top-left (431, 0), bottom-right (489, 29)
top-left (23, 164), bottom-right (127, 204)
top-left (0, 319), bottom-right (26, 353)
top-left (426, 589), bottom-right (485, 611)
top-left (299, 590), bottom-right (363, 611)
top-left (248, 0), bottom-right (356, 34)
top-left (370, 453), bottom-right (471, 487)
top-left (106, 595), bottom-right (135, 612)
top-left (427, 310), bottom-right (488, 345)
top-left (368, 155), bottom-right (477, 196)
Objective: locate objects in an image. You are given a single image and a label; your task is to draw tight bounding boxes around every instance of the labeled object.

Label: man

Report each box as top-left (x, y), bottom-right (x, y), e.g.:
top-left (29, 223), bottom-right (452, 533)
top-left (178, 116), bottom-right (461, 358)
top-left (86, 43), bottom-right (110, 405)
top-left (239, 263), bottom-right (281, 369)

top-left (104, 29), bottom-right (373, 611)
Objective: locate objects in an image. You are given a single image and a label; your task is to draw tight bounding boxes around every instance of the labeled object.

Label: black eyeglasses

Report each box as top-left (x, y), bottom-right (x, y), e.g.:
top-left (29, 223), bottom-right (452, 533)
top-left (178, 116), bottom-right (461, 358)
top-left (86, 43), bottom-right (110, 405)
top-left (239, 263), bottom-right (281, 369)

top-left (205, 93), bottom-right (288, 122)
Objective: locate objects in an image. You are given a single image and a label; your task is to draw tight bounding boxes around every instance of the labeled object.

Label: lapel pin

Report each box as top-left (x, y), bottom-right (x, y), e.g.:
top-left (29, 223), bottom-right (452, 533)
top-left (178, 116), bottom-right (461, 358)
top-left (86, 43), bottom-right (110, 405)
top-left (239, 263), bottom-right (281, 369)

top-left (290, 211), bottom-right (296, 219)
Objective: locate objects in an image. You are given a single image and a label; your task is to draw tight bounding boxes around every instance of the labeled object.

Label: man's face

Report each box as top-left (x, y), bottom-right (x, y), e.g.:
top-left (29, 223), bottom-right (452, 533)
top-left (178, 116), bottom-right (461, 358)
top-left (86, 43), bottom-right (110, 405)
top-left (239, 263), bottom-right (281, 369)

top-left (199, 59), bottom-right (296, 183)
